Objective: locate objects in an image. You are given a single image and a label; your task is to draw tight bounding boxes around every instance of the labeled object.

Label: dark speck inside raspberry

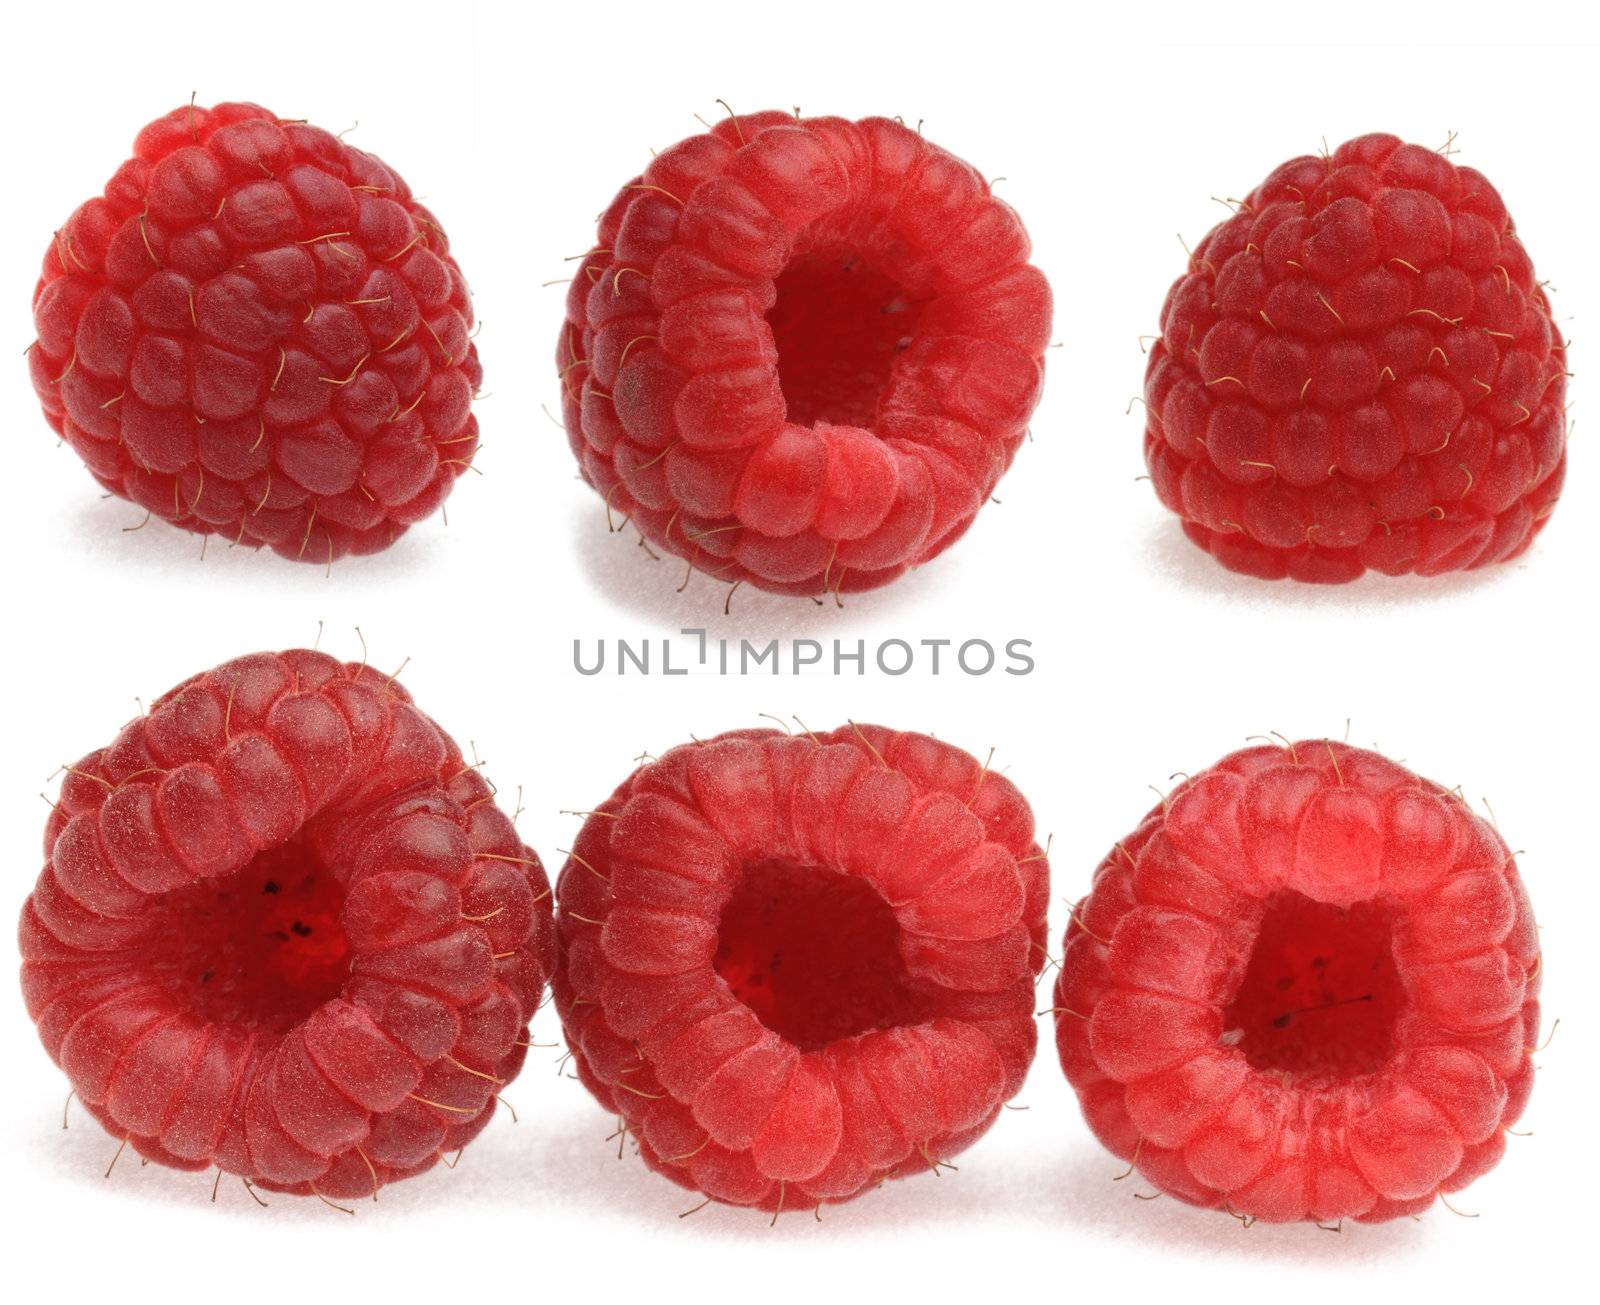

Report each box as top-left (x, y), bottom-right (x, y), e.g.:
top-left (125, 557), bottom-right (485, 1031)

top-left (767, 252), bottom-right (926, 430)
top-left (1223, 891), bottom-right (1405, 1084)
top-left (142, 832), bottom-right (350, 1034)
top-left (714, 858), bottom-right (933, 1051)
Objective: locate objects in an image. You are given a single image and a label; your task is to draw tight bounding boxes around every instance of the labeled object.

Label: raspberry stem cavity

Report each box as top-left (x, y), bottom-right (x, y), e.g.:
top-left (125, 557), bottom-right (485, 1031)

top-left (20, 651), bottom-right (555, 1200)
top-left (560, 110), bottom-right (1052, 598)
top-left (554, 724), bottom-right (1051, 1212)
top-left (1054, 740), bottom-right (1540, 1223)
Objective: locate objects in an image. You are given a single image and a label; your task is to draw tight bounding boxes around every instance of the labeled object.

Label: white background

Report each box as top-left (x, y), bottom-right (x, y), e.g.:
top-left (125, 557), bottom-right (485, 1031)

top-left (1, 2), bottom-right (1593, 1302)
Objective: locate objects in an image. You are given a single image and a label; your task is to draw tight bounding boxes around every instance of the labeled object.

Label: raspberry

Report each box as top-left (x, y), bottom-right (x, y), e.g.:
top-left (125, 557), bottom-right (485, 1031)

top-left (1054, 740), bottom-right (1540, 1224)
top-left (28, 102), bottom-right (482, 563)
top-left (1143, 134), bottom-right (1568, 582)
top-left (553, 725), bottom-right (1049, 1212)
top-left (19, 650), bottom-right (554, 1202)
top-left (559, 110), bottom-right (1051, 598)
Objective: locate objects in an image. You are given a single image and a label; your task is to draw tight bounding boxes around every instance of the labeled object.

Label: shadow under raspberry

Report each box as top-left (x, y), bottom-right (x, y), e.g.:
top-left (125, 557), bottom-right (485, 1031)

top-left (569, 499), bottom-right (945, 635)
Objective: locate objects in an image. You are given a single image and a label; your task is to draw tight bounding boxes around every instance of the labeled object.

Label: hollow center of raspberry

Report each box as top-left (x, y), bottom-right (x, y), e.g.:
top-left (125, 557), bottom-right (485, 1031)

top-left (1223, 891), bottom-right (1405, 1084)
top-left (767, 251), bottom-right (926, 429)
top-left (714, 858), bottom-right (932, 1051)
top-left (141, 833), bottom-right (351, 1034)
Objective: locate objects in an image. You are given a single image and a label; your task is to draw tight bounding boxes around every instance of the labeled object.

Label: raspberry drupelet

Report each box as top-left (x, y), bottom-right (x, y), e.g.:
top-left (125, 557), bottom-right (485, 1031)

top-left (20, 651), bottom-right (554, 1200)
top-left (554, 725), bottom-right (1050, 1213)
top-left (560, 110), bottom-right (1052, 598)
top-left (29, 102), bottom-right (482, 562)
top-left (1143, 134), bottom-right (1567, 582)
top-left (1055, 741), bottom-right (1541, 1224)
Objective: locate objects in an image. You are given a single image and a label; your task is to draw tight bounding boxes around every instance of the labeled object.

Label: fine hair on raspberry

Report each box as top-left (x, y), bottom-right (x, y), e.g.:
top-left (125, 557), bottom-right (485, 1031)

top-left (559, 109), bottom-right (1052, 598)
top-left (1054, 740), bottom-right (1541, 1224)
top-left (20, 650), bottom-right (554, 1202)
top-left (1143, 133), bottom-right (1568, 582)
top-left (554, 724), bottom-right (1050, 1213)
top-left (29, 102), bottom-right (482, 562)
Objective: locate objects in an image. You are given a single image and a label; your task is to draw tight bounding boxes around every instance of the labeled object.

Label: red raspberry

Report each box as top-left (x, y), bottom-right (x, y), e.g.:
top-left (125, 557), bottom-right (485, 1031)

top-left (553, 725), bottom-right (1049, 1213)
top-left (1054, 740), bottom-right (1540, 1224)
top-left (1143, 134), bottom-right (1568, 582)
top-left (20, 650), bottom-right (554, 1202)
top-left (559, 110), bottom-right (1051, 598)
top-left (28, 102), bottom-right (482, 563)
